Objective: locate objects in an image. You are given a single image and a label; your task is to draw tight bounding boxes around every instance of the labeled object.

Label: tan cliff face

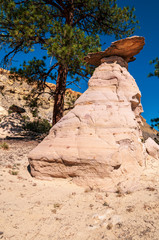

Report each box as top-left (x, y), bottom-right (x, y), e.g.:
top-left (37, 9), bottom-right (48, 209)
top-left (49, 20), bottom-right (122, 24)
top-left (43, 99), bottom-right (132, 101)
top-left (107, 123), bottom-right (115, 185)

top-left (140, 116), bottom-right (159, 140)
top-left (0, 68), bottom-right (81, 122)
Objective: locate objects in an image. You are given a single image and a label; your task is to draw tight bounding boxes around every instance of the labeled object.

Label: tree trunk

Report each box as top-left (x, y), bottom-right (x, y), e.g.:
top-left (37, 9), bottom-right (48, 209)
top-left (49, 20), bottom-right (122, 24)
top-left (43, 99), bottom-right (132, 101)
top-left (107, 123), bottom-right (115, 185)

top-left (53, 64), bottom-right (68, 125)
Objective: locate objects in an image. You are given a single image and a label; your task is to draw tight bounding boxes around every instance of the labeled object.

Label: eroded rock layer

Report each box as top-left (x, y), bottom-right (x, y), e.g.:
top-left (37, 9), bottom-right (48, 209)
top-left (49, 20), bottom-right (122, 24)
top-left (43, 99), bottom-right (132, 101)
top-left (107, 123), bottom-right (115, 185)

top-left (0, 69), bottom-right (81, 123)
top-left (84, 36), bottom-right (145, 66)
top-left (29, 56), bottom-right (146, 192)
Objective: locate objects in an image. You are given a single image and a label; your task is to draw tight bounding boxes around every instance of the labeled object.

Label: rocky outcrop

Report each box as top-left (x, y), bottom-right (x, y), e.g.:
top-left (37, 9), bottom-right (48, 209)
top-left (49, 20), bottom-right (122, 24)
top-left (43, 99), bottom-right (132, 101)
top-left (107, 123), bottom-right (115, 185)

top-left (84, 36), bottom-right (145, 66)
top-left (0, 69), bottom-right (81, 123)
top-left (0, 69), bottom-right (81, 139)
top-left (145, 137), bottom-right (159, 159)
top-left (29, 42), bottom-right (146, 192)
top-left (140, 116), bottom-right (159, 143)
top-left (0, 113), bottom-right (25, 138)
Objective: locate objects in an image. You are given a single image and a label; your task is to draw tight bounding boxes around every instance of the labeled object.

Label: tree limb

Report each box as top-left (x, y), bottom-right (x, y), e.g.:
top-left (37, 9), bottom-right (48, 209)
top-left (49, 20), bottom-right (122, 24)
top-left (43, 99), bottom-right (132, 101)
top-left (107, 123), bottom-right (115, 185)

top-left (43, 0), bottom-right (64, 13)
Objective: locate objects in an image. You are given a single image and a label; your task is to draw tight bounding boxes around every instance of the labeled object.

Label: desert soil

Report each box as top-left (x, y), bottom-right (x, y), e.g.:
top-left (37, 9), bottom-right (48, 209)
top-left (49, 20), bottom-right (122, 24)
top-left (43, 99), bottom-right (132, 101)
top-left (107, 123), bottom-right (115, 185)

top-left (0, 139), bottom-right (159, 240)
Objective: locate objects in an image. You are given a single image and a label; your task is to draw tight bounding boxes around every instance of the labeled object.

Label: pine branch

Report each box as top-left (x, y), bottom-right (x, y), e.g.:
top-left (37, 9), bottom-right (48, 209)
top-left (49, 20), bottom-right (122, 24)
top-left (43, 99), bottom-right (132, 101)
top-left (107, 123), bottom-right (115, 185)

top-left (43, 0), bottom-right (64, 13)
top-left (3, 42), bottom-right (24, 66)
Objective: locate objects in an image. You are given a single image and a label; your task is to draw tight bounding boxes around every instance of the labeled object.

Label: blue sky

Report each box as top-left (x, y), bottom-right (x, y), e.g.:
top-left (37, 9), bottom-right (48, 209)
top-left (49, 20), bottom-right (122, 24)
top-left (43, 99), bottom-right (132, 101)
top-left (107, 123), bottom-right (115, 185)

top-left (0, 0), bottom-right (159, 126)
top-left (79, 0), bottom-right (159, 126)
top-left (115, 0), bottom-right (159, 126)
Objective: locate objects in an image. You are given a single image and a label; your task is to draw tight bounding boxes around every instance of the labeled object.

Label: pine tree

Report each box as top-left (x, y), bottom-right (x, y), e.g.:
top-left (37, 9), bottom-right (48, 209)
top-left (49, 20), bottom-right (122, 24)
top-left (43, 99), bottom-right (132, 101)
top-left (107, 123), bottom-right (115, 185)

top-left (0, 0), bottom-right (139, 125)
top-left (148, 57), bottom-right (159, 131)
top-left (148, 58), bottom-right (159, 78)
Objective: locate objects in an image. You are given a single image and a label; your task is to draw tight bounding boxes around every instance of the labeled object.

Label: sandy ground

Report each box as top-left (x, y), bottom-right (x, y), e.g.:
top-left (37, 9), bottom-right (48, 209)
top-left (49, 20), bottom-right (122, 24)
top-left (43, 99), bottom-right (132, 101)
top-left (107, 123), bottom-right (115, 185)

top-left (0, 139), bottom-right (159, 240)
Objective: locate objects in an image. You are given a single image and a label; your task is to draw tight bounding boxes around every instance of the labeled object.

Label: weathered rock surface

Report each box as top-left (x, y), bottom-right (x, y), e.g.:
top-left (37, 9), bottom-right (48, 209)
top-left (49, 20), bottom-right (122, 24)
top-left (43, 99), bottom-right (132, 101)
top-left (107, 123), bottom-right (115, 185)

top-left (140, 116), bottom-right (159, 143)
top-left (29, 55), bottom-right (146, 192)
top-left (145, 137), bottom-right (159, 159)
top-left (0, 113), bottom-right (25, 138)
top-left (0, 68), bottom-right (81, 138)
top-left (0, 69), bottom-right (81, 123)
top-left (84, 36), bottom-right (145, 66)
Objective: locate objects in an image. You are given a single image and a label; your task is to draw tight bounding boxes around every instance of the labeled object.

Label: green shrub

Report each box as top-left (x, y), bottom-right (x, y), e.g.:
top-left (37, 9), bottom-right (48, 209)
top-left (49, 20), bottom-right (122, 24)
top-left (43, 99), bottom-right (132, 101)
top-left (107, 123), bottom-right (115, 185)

top-left (0, 142), bottom-right (9, 150)
top-left (22, 115), bottom-right (30, 121)
top-left (23, 95), bottom-right (28, 100)
top-left (24, 119), bottom-right (51, 134)
top-left (9, 170), bottom-right (18, 175)
top-left (31, 109), bottom-right (38, 118)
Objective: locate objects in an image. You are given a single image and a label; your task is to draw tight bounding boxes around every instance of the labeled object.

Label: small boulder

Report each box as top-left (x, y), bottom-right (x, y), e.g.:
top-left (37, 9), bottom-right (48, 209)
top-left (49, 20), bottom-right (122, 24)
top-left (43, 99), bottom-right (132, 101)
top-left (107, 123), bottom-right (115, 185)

top-left (145, 137), bottom-right (159, 159)
top-left (8, 104), bottom-right (25, 114)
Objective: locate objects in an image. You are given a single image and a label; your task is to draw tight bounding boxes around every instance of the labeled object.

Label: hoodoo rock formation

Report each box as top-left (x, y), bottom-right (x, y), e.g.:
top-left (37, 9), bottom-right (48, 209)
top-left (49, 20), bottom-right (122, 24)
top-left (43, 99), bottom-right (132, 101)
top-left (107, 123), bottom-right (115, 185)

top-left (28, 36), bottom-right (146, 192)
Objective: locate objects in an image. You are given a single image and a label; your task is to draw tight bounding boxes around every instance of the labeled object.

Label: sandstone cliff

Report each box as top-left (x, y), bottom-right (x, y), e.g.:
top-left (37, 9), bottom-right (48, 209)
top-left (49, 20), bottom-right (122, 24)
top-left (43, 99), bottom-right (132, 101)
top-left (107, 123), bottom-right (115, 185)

top-left (0, 68), bottom-right (81, 122)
